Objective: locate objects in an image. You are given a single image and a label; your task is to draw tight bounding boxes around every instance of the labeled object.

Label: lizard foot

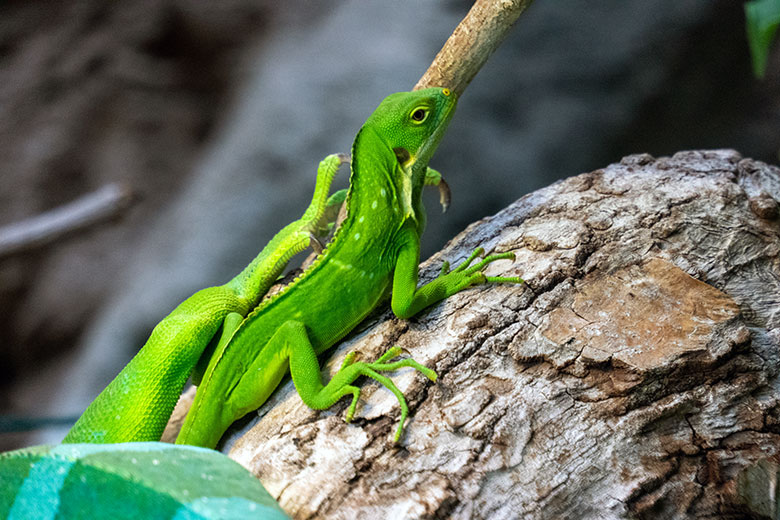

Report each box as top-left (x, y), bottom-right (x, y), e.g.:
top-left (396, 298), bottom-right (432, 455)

top-left (438, 248), bottom-right (524, 289)
top-left (337, 346), bottom-right (437, 443)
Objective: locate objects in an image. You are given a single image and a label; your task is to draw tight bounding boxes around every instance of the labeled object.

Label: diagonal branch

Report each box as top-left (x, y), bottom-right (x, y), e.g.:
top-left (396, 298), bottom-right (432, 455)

top-left (414, 0), bottom-right (534, 95)
top-left (0, 183), bottom-right (135, 260)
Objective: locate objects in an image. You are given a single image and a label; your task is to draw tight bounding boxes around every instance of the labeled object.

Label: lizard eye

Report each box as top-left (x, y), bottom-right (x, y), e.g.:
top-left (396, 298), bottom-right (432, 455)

top-left (410, 108), bottom-right (428, 123)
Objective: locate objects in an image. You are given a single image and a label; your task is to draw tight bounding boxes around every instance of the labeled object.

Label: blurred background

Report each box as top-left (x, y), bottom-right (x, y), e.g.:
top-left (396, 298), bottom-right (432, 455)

top-left (1, 0), bottom-right (777, 450)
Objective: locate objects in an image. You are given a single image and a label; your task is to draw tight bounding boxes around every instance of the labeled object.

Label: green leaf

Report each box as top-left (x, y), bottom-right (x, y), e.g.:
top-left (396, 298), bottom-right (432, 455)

top-left (745, 0), bottom-right (780, 78)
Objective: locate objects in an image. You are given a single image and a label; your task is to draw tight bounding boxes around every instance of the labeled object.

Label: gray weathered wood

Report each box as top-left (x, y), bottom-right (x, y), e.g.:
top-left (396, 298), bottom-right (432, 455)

top-left (167, 149), bottom-right (779, 519)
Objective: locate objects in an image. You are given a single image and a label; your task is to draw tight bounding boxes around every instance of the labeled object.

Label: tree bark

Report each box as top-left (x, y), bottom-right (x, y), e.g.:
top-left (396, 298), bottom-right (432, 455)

top-left (413, 0), bottom-right (534, 95)
top-left (167, 149), bottom-right (780, 519)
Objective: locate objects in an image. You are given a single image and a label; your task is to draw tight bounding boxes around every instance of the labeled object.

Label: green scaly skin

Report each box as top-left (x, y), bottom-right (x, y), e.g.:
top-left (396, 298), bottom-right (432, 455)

top-left (63, 159), bottom-right (448, 444)
top-left (177, 88), bottom-right (521, 448)
top-left (63, 153), bottom-right (350, 443)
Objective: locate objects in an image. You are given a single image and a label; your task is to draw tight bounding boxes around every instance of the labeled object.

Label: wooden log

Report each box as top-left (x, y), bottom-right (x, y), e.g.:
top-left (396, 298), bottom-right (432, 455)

top-left (166, 149), bottom-right (780, 519)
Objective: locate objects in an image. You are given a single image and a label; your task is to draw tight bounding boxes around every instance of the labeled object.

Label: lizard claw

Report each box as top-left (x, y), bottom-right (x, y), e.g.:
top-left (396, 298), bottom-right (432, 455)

top-left (309, 233), bottom-right (325, 255)
top-left (437, 177), bottom-right (451, 213)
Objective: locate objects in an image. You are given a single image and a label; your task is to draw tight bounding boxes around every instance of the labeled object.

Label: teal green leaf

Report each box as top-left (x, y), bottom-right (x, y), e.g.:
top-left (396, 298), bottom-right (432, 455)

top-left (0, 443), bottom-right (289, 520)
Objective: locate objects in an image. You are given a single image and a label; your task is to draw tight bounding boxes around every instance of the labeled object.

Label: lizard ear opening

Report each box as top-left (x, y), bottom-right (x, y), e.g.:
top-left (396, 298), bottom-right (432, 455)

top-left (394, 147), bottom-right (410, 165)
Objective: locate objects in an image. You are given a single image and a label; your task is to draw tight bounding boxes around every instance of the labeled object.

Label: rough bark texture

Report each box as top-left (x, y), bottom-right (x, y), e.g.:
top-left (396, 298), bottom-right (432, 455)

top-left (169, 150), bottom-right (780, 519)
top-left (413, 0), bottom-right (533, 95)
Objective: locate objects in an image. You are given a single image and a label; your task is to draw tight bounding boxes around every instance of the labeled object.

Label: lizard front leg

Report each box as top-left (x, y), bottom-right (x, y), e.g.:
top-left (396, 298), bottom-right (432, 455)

top-left (424, 167), bottom-right (451, 213)
top-left (390, 222), bottom-right (522, 320)
top-left (226, 153), bottom-right (349, 298)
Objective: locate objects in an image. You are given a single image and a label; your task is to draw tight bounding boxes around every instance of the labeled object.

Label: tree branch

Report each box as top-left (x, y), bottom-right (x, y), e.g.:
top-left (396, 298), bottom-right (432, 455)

top-left (414, 0), bottom-right (534, 95)
top-left (0, 183), bottom-right (135, 260)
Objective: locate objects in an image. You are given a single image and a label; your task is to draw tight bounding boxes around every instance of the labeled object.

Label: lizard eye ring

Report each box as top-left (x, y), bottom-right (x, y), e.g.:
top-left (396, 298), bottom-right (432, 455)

top-left (410, 107), bottom-right (428, 124)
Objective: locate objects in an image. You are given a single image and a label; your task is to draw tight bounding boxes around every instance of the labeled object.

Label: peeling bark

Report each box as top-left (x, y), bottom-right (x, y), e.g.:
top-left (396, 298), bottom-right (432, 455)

top-left (169, 150), bottom-right (780, 519)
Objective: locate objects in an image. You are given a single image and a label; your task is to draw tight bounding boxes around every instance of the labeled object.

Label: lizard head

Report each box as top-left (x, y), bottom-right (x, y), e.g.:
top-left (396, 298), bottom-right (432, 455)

top-left (367, 87), bottom-right (457, 173)
top-left (361, 87), bottom-right (458, 220)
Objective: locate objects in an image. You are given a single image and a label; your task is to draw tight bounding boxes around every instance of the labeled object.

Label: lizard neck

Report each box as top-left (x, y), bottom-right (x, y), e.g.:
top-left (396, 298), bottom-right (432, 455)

top-left (341, 125), bottom-right (419, 237)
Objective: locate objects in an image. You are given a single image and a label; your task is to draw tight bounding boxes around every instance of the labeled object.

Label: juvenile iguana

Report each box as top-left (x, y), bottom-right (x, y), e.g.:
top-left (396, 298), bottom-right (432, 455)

top-left (175, 87), bottom-right (520, 447)
top-left (1, 88), bottom-right (520, 517)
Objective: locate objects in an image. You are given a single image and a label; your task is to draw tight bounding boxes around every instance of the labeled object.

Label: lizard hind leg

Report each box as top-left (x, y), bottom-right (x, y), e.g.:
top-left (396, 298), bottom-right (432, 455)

top-left (339, 347), bottom-right (438, 442)
top-left (286, 327), bottom-right (436, 443)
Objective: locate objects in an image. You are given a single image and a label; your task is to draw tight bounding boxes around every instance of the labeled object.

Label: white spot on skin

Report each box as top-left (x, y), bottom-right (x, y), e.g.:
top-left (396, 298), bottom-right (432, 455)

top-left (372, 200), bottom-right (378, 209)
top-left (359, 216), bottom-right (364, 223)
top-left (152, 459), bottom-right (159, 465)
top-left (333, 259), bottom-right (355, 271)
top-left (380, 188), bottom-right (386, 197)
top-left (354, 233), bottom-right (360, 240)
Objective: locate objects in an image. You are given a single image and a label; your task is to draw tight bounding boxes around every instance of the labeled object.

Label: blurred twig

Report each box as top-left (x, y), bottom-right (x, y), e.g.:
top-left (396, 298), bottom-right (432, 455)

top-left (414, 0), bottom-right (534, 95)
top-left (0, 415), bottom-right (78, 433)
top-left (0, 183), bottom-right (135, 260)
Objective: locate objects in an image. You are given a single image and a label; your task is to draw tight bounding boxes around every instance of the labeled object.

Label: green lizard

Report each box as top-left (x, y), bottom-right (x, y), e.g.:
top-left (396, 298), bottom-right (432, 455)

top-left (64, 87), bottom-right (516, 449)
top-left (176, 87), bottom-right (519, 448)
top-left (62, 159), bottom-right (449, 445)
top-left (1, 88), bottom-right (520, 518)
